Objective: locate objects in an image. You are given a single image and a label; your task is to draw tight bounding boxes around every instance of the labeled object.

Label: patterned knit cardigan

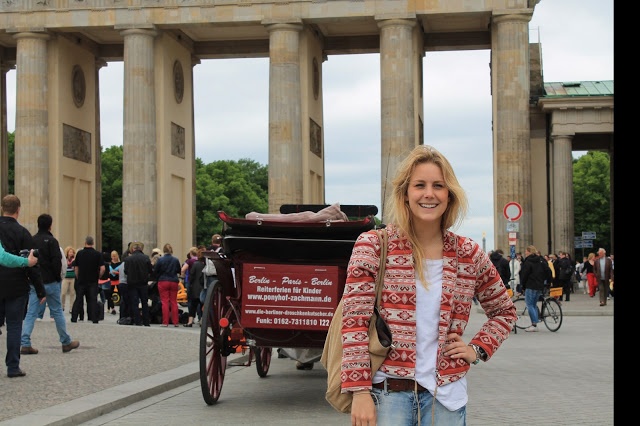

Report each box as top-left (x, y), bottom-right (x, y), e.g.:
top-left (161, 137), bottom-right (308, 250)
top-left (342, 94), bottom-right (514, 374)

top-left (340, 223), bottom-right (517, 392)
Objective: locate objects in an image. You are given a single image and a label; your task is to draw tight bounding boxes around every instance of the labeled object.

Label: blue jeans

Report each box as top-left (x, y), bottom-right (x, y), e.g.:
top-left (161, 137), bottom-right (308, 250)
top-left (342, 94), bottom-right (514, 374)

top-left (371, 387), bottom-right (466, 426)
top-left (37, 299), bottom-right (47, 319)
top-left (524, 288), bottom-right (541, 324)
top-left (22, 282), bottom-right (73, 347)
top-left (2, 293), bottom-right (28, 375)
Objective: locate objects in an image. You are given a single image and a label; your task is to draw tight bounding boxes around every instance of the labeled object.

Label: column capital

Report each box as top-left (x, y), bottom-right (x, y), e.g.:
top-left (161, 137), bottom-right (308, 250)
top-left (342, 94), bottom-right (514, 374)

top-left (264, 22), bottom-right (303, 33)
top-left (492, 10), bottom-right (533, 25)
top-left (119, 28), bottom-right (158, 38)
top-left (376, 17), bottom-right (417, 30)
top-left (12, 31), bottom-right (50, 42)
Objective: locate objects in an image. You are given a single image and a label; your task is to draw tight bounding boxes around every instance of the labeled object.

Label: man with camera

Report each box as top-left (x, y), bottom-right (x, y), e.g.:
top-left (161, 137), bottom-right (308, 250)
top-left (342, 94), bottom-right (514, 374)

top-left (20, 214), bottom-right (79, 356)
top-left (0, 194), bottom-right (45, 378)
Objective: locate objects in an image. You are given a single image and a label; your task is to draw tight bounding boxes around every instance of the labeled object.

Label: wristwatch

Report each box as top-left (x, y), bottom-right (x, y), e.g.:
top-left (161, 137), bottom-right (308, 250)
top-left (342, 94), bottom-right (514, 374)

top-left (469, 344), bottom-right (487, 365)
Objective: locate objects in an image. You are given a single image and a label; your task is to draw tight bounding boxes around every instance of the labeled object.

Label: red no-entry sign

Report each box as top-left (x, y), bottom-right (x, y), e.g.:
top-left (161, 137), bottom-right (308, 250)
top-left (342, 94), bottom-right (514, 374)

top-left (503, 202), bottom-right (522, 221)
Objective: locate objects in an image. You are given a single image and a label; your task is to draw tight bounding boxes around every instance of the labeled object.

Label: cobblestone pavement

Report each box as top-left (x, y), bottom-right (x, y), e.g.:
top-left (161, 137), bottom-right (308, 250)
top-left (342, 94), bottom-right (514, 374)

top-left (0, 289), bottom-right (614, 425)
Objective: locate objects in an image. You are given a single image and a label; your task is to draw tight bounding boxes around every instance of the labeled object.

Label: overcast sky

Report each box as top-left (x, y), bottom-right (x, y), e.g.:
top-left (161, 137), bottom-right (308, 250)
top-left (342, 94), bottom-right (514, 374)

top-left (6, 0), bottom-right (613, 251)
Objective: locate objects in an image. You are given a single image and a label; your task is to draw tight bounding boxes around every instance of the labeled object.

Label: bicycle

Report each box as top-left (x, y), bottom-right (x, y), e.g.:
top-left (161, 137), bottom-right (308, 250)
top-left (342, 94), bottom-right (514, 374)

top-left (512, 285), bottom-right (563, 332)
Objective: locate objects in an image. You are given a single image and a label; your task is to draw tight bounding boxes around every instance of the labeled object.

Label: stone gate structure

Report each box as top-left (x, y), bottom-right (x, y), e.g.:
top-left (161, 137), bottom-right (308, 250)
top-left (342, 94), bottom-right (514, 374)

top-left (0, 0), bottom-right (613, 259)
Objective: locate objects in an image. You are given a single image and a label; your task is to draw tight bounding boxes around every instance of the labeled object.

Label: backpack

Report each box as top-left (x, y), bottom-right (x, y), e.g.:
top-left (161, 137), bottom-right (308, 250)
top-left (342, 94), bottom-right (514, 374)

top-left (558, 261), bottom-right (573, 280)
top-left (203, 258), bottom-right (217, 276)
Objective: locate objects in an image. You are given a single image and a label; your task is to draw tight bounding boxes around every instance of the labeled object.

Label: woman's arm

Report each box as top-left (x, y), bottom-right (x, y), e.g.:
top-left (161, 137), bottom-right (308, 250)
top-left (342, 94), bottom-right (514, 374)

top-left (0, 241), bottom-right (35, 268)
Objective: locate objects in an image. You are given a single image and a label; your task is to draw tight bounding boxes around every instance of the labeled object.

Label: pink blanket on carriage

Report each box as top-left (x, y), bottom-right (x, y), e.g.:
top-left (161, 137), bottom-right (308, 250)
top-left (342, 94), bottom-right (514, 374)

top-left (245, 203), bottom-right (348, 222)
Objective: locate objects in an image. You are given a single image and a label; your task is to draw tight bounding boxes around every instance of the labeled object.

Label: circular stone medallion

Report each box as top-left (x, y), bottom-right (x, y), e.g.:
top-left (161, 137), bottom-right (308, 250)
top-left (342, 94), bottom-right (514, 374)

top-left (72, 65), bottom-right (86, 108)
top-left (173, 60), bottom-right (184, 104)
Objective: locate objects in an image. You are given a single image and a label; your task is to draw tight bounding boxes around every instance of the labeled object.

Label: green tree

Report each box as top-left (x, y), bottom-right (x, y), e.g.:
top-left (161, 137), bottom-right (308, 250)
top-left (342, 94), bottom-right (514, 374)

top-left (7, 132), bottom-right (15, 193)
top-left (97, 146), bottom-right (268, 250)
top-left (194, 158), bottom-right (268, 245)
top-left (101, 145), bottom-right (124, 252)
top-left (573, 151), bottom-right (611, 258)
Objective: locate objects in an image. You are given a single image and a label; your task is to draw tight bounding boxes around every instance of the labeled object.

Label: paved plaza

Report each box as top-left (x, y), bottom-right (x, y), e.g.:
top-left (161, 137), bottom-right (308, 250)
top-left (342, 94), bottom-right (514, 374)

top-left (0, 290), bottom-right (614, 425)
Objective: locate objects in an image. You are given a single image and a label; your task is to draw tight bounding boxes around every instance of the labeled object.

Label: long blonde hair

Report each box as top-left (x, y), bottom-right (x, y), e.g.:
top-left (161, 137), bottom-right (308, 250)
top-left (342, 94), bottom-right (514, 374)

top-left (384, 145), bottom-right (468, 282)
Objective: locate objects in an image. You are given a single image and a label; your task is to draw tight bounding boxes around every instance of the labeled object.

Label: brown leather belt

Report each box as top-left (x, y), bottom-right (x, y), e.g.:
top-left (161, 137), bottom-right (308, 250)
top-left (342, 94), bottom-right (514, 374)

top-left (371, 379), bottom-right (426, 392)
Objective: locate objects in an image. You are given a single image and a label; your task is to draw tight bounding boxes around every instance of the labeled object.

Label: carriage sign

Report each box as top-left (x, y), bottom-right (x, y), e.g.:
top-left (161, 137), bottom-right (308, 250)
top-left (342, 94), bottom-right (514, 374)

top-left (241, 263), bottom-right (342, 330)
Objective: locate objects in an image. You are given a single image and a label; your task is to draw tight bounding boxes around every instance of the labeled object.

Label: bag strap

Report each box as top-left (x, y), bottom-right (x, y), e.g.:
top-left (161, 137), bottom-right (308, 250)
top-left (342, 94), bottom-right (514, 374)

top-left (374, 229), bottom-right (388, 311)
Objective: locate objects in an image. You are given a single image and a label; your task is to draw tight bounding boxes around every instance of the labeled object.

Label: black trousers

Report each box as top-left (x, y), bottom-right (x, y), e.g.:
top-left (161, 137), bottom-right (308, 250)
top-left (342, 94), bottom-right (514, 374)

top-left (128, 284), bottom-right (150, 326)
top-left (118, 283), bottom-right (132, 319)
top-left (72, 283), bottom-right (98, 322)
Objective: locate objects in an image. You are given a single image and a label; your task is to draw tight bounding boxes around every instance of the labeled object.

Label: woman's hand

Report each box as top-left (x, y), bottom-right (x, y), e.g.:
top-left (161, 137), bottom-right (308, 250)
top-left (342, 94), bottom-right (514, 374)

top-left (351, 392), bottom-right (376, 426)
top-left (444, 333), bottom-right (476, 365)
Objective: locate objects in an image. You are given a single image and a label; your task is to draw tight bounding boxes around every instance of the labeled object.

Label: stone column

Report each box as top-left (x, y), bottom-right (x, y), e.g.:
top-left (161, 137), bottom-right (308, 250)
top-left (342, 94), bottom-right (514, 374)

top-left (378, 18), bottom-right (417, 221)
top-left (13, 32), bottom-right (50, 234)
top-left (0, 57), bottom-right (13, 198)
top-left (492, 12), bottom-right (533, 253)
top-left (95, 59), bottom-right (106, 248)
top-left (121, 28), bottom-right (157, 252)
top-left (266, 23), bottom-right (303, 214)
top-left (552, 134), bottom-right (574, 254)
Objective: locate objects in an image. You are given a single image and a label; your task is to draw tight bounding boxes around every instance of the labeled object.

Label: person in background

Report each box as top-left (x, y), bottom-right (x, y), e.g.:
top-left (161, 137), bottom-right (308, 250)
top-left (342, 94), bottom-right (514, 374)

top-left (207, 234), bottom-right (222, 251)
top-left (98, 251), bottom-right (112, 314)
top-left (593, 247), bottom-right (613, 307)
top-left (109, 251), bottom-right (121, 315)
top-left (124, 241), bottom-right (153, 326)
top-left (180, 247), bottom-right (198, 292)
top-left (0, 194), bottom-right (44, 378)
top-left (21, 213), bottom-right (79, 355)
top-left (154, 243), bottom-right (182, 327)
top-left (116, 254), bottom-right (132, 323)
top-left (583, 252), bottom-right (597, 298)
top-left (519, 245), bottom-right (547, 332)
top-left (61, 246), bottom-right (76, 313)
top-left (555, 251), bottom-right (574, 302)
top-left (509, 254), bottom-right (522, 296)
top-left (184, 248), bottom-right (205, 328)
top-left (0, 241), bottom-right (38, 338)
top-left (489, 248), bottom-right (511, 289)
top-left (341, 145), bottom-right (516, 425)
top-left (71, 236), bottom-right (105, 324)
top-left (576, 257), bottom-right (586, 294)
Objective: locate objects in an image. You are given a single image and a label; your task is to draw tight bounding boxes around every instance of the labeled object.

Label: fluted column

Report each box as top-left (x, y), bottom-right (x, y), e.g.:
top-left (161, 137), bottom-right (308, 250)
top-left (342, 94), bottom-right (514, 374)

top-left (13, 32), bottom-right (50, 233)
top-left (0, 57), bottom-right (13, 198)
top-left (378, 18), bottom-right (416, 221)
top-left (121, 28), bottom-right (157, 251)
top-left (552, 134), bottom-right (574, 254)
top-left (266, 23), bottom-right (303, 214)
top-left (95, 59), bottom-right (106, 248)
top-left (492, 12), bottom-right (533, 252)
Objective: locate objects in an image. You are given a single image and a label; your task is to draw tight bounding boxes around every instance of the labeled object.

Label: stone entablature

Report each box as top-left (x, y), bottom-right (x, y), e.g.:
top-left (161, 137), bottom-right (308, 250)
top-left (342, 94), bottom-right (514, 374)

top-left (539, 97), bottom-right (614, 136)
top-left (0, 1), bottom-right (534, 58)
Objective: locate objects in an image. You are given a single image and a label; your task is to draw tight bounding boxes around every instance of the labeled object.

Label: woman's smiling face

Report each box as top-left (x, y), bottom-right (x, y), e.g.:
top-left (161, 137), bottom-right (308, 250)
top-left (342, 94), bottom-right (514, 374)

top-left (405, 162), bottom-right (449, 226)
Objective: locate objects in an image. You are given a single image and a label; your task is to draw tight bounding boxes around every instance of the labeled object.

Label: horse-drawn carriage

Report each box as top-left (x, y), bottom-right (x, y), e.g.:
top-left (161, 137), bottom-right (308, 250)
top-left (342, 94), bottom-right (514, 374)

top-left (198, 204), bottom-right (378, 404)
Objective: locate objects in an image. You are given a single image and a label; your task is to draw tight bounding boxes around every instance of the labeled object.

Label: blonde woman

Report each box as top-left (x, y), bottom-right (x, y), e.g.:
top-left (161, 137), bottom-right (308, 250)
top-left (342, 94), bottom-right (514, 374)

top-left (583, 252), bottom-right (597, 298)
top-left (61, 246), bottom-right (76, 313)
top-left (341, 145), bottom-right (516, 425)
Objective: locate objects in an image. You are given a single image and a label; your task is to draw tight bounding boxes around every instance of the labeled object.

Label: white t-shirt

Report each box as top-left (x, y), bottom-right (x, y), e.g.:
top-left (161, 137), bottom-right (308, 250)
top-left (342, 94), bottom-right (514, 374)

top-left (374, 259), bottom-right (468, 411)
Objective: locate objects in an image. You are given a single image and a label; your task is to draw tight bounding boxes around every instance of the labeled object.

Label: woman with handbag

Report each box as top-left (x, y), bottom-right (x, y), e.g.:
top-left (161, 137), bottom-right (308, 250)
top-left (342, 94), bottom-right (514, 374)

top-left (341, 145), bottom-right (517, 426)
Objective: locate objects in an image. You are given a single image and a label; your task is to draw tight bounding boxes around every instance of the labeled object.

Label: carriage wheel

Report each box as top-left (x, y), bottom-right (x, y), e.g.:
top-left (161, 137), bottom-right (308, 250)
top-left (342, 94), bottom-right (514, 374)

top-left (254, 346), bottom-right (272, 378)
top-left (199, 281), bottom-right (228, 405)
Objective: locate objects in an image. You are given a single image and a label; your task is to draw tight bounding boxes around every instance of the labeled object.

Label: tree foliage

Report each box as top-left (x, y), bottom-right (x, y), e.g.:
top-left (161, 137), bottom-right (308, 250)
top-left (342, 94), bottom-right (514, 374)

top-left (97, 147), bottom-right (269, 250)
top-left (7, 132), bottom-right (15, 193)
top-left (573, 151), bottom-right (611, 257)
top-left (101, 146), bottom-right (124, 252)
